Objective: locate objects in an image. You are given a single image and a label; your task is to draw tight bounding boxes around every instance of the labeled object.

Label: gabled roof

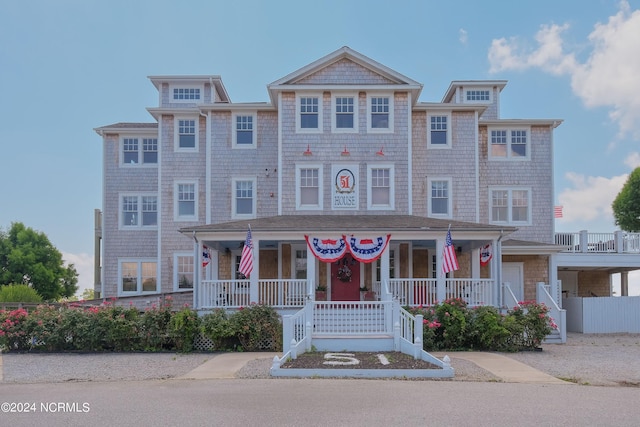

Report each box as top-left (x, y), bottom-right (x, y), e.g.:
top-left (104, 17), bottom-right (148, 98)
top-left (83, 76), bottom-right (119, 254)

top-left (267, 46), bottom-right (424, 106)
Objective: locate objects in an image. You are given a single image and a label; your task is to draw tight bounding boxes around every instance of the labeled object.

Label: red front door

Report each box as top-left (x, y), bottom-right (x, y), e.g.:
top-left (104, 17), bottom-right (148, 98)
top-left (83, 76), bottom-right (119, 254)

top-left (331, 255), bottom-right (361, 301)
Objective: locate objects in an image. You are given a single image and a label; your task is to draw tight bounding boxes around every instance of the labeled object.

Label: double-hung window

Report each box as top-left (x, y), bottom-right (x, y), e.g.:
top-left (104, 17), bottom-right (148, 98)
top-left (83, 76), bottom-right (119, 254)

top-left (233, 113), bottom-right (256, 147)
top-left (121, 194), bottom-right (157, 229)
top-left (233, 178), bottom-right (256, 218)
top-left (368, 165), bottom-right (394, 210)
top-left (175, 182), bottom-right (197, 220)
top-left (427, 112), bottom-right (451, 148)
top-left (174, 254), bottom-right (194, 290)
top-left (176, 118), bottom-right (197, 150)
top-left (296, 165), bottom-right (322, 209)
top-left (120, 260), bottom-right (157, 294)
top-left (489, 127), bottom-right (530, 159)
top-left (427, 178), bottom-right (452, 218)
top-left (368, 95), bottom-right (393, 132)
top-left (490, 187), bottom-right (531, 225)
top-left (297, 95), bottom-right (322, 132)
top-left (333, 95), bottom-right (357, 132)
top-left (122, 138), bottom-right (158, 166)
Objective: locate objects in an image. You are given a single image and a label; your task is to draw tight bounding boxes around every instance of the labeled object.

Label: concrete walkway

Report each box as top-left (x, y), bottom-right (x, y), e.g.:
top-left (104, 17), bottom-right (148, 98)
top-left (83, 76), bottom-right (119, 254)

top-left (175, 351), bottom-right (569, 384)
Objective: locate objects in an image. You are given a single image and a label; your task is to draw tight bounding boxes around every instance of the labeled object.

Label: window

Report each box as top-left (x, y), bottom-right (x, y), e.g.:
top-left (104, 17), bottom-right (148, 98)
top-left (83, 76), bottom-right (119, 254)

top-left (297, 95), bottom-right (322, 132)
top-left (233, 113), bottom-right (256, 147)
top-left (294, 249), bottom-right (307, 280)
top-left (120, 194), bottom-right (157, 229)
top-left (375, 248), bottom-right (396, 282)
top-left (176, 118), bottom-right (197, 150)
top-left (465, 89), bottom-right (491, 102)
top-left (174, 254), bottom-right (194, 290)
top-left (428, 178), bottom-right (452, 217)
top-left (427, 113), bottom-right (451, 148)
top-left (120, 260), bottom-right (157, 294)
top-left (233, 178), bottom-right (256, 218)
top-left (490, 188), bottom-right (531, 224)
top-left (121, 138), bottom-right (157, 165)
top-left (175, 182), bottom-right (197, 220)
top-left (296, 165), bottom-right (322, 210)
top-left (332, 95), bottom-right (358, 132)
top-left (368, 95), bottom-right (393, 132)
top-left (489, 127), bottom-right (529, 159)
top-left (367, 165), bottom-right (394, 210)
top-left (173, 88), bottom-right (200, 101)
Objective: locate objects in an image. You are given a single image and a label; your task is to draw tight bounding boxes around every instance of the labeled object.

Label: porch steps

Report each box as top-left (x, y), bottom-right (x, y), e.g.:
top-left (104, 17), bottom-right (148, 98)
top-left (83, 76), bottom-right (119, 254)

top-left (544, 329), bottom-right (563, 344)
top-left (310, 335), bottom-right (395, 352)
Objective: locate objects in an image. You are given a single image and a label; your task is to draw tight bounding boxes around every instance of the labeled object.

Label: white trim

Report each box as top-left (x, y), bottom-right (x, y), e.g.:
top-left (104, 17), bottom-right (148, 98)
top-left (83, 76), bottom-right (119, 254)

top-left (232, 111), bottom-right (257, 148)
top-left (426, 111), bottom-right (452, 149)
top-left (295, 163), bottom-right (324, 210)
top-left (427, 177), bottom-right (452, 219)
top-left (407, 92), bottom-right (413, 214)
top-left (173, 252), bottom-right (195, 292)
top-left (174, 116), bottom-right (199, 152)
top-left (487, 125), bottom-right (531, 161)
top-left (366, 93), bottom-right (394, 133)
top-left (489, 186), bottom-right (532, 226)
top-left (118, 258), bottom-right (158, 296)
top-left (295, 93), bottom-right (323, 133)
top-left (331, 93), bottom-right (359, 133)
top-left (232, 177), bottom-right (257, 219)
top-left (367, 164), bottom-right (395, 210)
top-left (174, 180), bottom-right (199, 221)
top-left (118, 192), bottom-right (158, 230)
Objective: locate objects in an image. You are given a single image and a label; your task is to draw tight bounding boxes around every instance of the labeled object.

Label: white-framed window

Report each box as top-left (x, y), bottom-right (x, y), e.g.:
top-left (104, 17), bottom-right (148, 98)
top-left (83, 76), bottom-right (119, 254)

top-left (119, 259), bottom-right (157, 295)
top-left (489, 187), bottom-right (531, 225)
top-left (367, 165), bottom-right (394, 210)
top-left (232, 178), bottom-right (256, 218)
top-left (174, 253), bottom-right (194, 291)
top-left (465, 89), bottom-right (492, 103)
top-left (332, 94), bottom-right (358, 133)
top-left (367, 95), bottom-right (393, 132)
top-left (427, 112), bottom-right (452, 148)
top-left (292, 246), bottom-right (307, 280)
top-left (296, 94), bottom-right (323, 132)
top-left (296, 164), bottom-right (323, 210)
top-left (175, 181), bottom-right (198, 221)
top-left (427, 177), bottom-right (452, 218)
top-left (121, 137), bottom-right (158, 166)
top-left (488, 127), bottom-right (530, 160)
top-left (175, 117), bottom-right (198, 151)
top-left (375, 247), bottom-right (396, 282)
top-left (120, 194), bottom-right (158, 229)
top-left (172, 87), bottom-right (201, 101)
top-left (232, 113), bottom-right (257, 148)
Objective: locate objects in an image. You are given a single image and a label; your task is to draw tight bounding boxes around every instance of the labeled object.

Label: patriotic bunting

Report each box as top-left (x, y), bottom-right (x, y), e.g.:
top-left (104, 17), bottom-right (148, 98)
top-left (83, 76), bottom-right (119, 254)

top-left (304, 235), bottom-right (348, 263)
top-left (342, 234), bottom-right (391, 263)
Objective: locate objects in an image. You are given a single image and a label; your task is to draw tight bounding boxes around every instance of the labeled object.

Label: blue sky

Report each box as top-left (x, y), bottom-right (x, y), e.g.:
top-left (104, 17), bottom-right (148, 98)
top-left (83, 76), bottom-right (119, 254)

top-left (1, 0), bottom-right (640, 296)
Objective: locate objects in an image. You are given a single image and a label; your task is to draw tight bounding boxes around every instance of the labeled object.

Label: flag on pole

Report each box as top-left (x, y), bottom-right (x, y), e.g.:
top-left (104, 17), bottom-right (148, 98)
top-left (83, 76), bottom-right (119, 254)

top-left (238, 226), bottom-right (254, 278)
top-left (554, 206), bottom-right (563, 218)
top-left (202, 245), bottom-right (211, 267)
top-left (442, 228), bottom-right (459, 274)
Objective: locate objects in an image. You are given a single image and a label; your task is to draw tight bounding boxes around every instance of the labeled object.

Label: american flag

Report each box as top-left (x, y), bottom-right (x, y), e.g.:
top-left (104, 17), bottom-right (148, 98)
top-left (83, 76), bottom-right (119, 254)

top-left (554, 205), bottom-right (563, 218)
top-left (442, 228), bottom-right (459, 274)
top-left (238, 226), bottom-right (254, 278)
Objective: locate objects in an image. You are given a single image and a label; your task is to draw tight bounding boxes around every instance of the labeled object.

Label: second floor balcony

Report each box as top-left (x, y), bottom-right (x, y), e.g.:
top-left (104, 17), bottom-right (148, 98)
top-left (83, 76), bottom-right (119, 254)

top-left (554, 231), bottom-right (640, 254)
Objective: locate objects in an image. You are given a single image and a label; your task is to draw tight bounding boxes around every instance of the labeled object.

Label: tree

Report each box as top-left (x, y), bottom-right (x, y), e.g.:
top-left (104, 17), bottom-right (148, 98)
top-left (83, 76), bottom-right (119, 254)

top-left (0, 222), bottom-right (78, 300)
top-left (612, 167), bottom-right (640, 232)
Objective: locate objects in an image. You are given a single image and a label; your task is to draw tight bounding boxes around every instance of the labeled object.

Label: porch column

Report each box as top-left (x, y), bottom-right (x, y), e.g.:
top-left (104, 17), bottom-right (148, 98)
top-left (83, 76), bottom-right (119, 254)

top-left (306, 251), bottom-right (316, 296)
top-left (621, 271), bottom-right (629, 296)
top-left (471, 247), bottom-right (480, 278)
top-left (493, 238), bottom-right (501, 307)
top-left (193, 239), bottom-right (201, 310)
top-left (250, 237), bottom-right (260, 303)
top-left (549, 254), bottom-right (559, 305)
top-left (436, 237), bottom-right (446, 303)
top-left (381, 244), bottom-right (390, 297)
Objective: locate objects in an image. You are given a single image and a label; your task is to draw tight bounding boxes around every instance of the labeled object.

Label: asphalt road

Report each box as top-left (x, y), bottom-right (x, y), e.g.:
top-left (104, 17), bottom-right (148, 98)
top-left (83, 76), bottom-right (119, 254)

top-left (2, 378), bottom-right (639, 426)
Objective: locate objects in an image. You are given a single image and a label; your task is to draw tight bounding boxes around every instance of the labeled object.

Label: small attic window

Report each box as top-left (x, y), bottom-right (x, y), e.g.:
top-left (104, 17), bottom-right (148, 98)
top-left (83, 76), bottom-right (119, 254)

top-left (173, 88), bottom-right (201, 101)
top-left (464, 89), bottom-right (491, 103)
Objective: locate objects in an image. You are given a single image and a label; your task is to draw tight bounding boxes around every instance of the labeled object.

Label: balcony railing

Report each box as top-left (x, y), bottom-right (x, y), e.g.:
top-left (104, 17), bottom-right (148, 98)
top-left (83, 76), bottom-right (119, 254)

top-left (554, 231), bottom-right (640, 254)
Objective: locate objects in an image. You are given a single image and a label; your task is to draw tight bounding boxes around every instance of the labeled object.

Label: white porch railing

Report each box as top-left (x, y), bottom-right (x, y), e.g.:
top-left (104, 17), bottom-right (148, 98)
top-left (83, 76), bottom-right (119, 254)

top-left (502, 282), bottom-right (520, 309)
top-left (387, 278), bottom-right (437, 306)
top-left (446, 279), bottom-right (493, 306)
top-left (555, 231), bottom-right (640, 253)
top-left (313, 301), bottom-right (392, 335)
top-left (537, 282), bottom-right (567, 343)
top-left (199, 279), bottom-right (309, 309)
top-left (382, 278), bottom-right (495, 307)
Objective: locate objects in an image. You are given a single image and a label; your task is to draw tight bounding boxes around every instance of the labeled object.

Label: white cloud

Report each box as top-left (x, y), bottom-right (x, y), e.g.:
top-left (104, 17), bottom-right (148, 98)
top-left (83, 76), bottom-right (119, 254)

top-left (459, 28), bottom-right (468, 45)
top-left (558, 172), bottom-right (628, 222)
top-left (488, 1), bottom-right (640, 140)
top-left (62, 251), bottom-right (94, 297)
top-left (624, 152), bottom-right (640, 169)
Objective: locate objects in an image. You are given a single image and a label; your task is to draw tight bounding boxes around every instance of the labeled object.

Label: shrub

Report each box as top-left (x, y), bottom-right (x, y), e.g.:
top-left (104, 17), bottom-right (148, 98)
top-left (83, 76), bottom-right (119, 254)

top-left (507, 301), bottom-right (554, 350)
top-left (200, 309), bottom-right (235, 351)
top-left (229, 304), bottom-right (282, 351)
top-left (467, 306), bottom-right (511, 351)
top-left (433, 298), bottom-right (469, 350)
top-left (0, 284), bottom-right (43, 303)
top-left (139, 300), bottom-right (173, 351)
top-left (168, 305), bottom-right (200, 352)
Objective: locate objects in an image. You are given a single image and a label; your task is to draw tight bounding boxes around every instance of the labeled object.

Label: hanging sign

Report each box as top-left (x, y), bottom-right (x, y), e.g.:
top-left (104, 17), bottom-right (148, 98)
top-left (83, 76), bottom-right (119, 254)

top-left (480, 243), bottom-right (493, 266)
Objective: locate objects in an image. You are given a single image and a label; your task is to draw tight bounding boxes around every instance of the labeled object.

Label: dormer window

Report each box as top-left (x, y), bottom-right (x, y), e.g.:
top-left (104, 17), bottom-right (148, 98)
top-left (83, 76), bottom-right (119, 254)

top-left (464, 88), bottom-right (492, 103)
top-left (173, 88), bottom-right (200, 100)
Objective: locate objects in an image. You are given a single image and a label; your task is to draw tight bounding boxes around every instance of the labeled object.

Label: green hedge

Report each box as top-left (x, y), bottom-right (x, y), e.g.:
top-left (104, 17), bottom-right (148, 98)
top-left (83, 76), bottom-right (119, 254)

top-left (0, 300), bottom-right (282, 353)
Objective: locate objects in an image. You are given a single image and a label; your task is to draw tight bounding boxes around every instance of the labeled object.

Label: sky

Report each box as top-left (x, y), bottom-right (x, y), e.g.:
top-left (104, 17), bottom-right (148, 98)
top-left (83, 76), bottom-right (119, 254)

top-left (1, 0), bottom-right (640, 296)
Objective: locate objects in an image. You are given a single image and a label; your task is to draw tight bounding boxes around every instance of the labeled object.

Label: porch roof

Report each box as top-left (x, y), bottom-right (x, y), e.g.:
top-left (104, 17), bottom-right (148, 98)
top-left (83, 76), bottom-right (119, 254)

top-left (180, 215), bottom-right (516, 237)
top-left (502, 239), bottom-right (565, 255)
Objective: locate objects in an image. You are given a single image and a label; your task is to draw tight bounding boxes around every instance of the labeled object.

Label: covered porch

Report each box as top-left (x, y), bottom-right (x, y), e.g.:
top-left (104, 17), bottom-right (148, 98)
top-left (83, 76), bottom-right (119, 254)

top-left (180, 215), bottom-right (515, 311)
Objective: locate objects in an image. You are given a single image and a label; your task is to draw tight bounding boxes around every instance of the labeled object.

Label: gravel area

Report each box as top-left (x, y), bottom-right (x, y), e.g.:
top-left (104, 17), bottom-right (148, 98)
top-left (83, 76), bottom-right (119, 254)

top-left (3, 333), bottom-right (640, 385)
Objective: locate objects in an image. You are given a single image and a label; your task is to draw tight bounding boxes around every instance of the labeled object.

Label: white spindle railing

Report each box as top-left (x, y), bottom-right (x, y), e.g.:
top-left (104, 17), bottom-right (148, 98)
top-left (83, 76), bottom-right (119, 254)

top-left (312, 301), bottom-right (391, 335)
top-left (445, 279), bottom-right (493, 306)
top-left (502, 282), bottom-right (520, 309)
top-left (555, 231), bottom-right (640, 253)
top-left (537, 282), bottom-right (567, 343)
top-left (388, 278), bottom-right (437, 306)
top-left (200, 279), bottom-right (308, 309)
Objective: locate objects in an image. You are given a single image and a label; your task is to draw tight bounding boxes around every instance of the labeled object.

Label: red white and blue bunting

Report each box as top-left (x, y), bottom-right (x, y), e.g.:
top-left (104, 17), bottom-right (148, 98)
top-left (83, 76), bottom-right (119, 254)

top-left (305, 234), bottom-right (391, 263)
